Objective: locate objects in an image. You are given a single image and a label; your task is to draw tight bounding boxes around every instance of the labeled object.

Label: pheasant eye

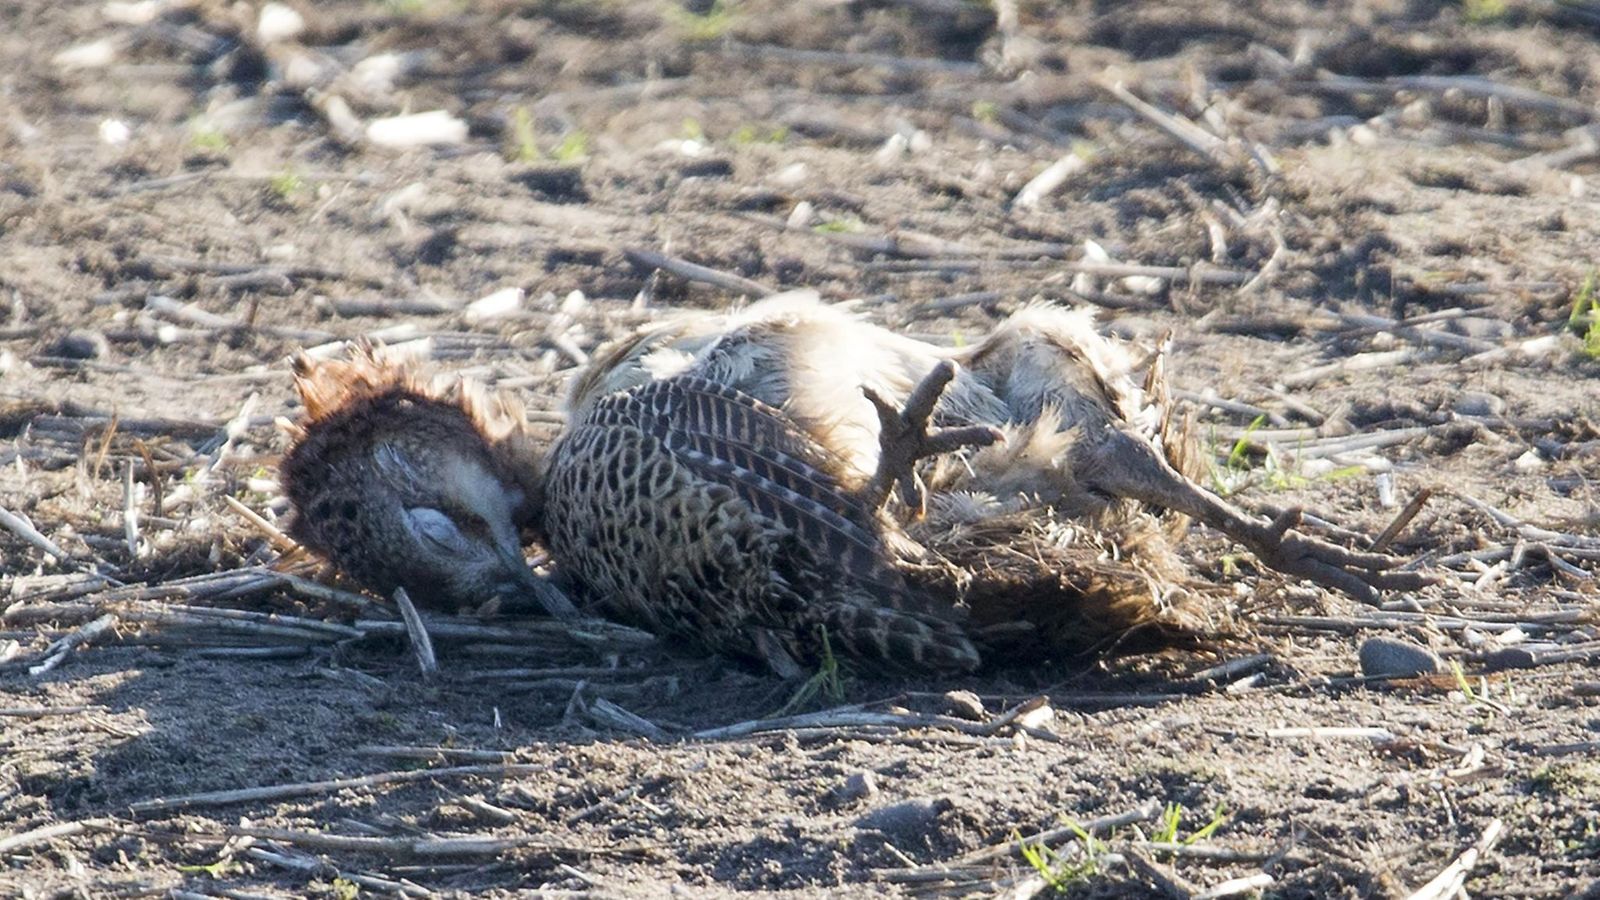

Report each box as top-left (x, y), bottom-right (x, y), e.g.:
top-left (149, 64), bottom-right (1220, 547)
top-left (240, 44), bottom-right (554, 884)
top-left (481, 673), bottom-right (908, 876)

top-left (452, 512), bottom-right (492, 539)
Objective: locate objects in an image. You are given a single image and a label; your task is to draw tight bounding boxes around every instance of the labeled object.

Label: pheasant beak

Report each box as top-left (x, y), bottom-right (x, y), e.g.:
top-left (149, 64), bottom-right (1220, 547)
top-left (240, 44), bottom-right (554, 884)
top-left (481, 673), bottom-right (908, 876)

top-left (493, 543), bottom-right (579, 619)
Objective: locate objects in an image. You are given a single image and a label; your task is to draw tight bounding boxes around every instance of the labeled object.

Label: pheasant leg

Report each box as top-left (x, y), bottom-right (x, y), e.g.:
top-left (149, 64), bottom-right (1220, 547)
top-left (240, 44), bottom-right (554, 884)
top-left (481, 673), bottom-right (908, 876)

top-left (861, 360), bottom-right (1003, 516)
top-left (1083, 428), bottom-right (1431, 603)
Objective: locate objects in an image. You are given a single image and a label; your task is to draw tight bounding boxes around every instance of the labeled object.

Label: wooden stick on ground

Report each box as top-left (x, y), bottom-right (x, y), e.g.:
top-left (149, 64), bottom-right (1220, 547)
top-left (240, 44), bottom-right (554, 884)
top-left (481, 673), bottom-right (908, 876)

top-left (1096, 79), bottom-right (1234, 169)
top-left (393, 587), bottom-right (438, 675)
top-left (1403, 818), bottom-right (1504, 900)
top-left (245, 845), bottom-right (434, 898)
top-left (0, 819), bottom-right (111, 854)
top-left (0, 504), bottom-right (79, 565)
top-left (28, 613), bottom-right (118, 676)
top-left (128, 763), bottom-right (553, 816)
top-left (622, 247), bottom-right (776, 298)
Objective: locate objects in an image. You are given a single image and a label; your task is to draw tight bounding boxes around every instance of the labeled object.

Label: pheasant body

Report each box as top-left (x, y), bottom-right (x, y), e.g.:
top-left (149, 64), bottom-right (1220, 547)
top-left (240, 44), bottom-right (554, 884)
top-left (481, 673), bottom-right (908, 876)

top-left (541, 376), bottom-right (980, 675)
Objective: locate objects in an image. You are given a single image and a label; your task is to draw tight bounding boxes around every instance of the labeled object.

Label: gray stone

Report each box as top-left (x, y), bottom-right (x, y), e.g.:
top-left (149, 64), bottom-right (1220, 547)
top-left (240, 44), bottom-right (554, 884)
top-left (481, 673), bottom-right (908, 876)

top-left (1454, 391), bottom-right (1507, 417)
top-left (1359, 637), bottom-right (1442, 678)
top-left (855, 797), bottom-right (951, 841)
top-left (832, 770), bottom-right (878, 804)
top-left (1449, 316), bottom-right (1515, 340)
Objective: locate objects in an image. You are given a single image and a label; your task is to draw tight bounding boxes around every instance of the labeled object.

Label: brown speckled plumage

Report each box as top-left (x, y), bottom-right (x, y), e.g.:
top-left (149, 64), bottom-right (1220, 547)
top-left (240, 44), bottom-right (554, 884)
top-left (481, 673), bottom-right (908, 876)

top-left (542, 375), bottom-right (981, 676)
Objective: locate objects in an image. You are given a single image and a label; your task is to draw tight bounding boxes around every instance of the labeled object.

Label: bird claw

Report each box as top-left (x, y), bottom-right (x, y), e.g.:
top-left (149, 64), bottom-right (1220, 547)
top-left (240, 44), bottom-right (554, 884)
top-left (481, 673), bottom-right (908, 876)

top-left (862, 360), bottom-right (1003, 517)
top-left (1244, 507), bottom-right (1432, 603)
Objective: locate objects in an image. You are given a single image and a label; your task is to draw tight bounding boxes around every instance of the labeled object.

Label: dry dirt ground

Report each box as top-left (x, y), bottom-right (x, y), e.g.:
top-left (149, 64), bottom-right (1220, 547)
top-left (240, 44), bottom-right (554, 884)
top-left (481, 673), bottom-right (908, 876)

top-left (4, 1), bottom-right (1600, 897)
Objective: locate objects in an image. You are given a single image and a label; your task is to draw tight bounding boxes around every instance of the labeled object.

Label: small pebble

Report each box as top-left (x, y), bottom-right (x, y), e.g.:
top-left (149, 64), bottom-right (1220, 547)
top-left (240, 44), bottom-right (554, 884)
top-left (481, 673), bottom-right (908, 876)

top-left (1359, 636), bottom-right (1442, 678)
top-left (874, 133), bottom-right (908, 165)
top-left (772, 162), bottom-right (808, 187)
top-left (463, 287), bottom-right (524, 324)
top-left (942, 689), bottom-right (985, 721)
top-left (832, 771), bottom-right (878, 804)
top-left (257, 2), bottom-right (306, 44)
top-left (785, 200), bottom-right (815, 230)
top-left (1453, 391), bottom-right (1506, 418)
top-left (54, 38), bottom-right (117, 70)
top-left (366, 110), bottom-right (467, 149)
top-left (1448, 316), bottom-right (1514, 341)
top-left (104, 1), bottom-right (165, 26)
top-left (1016, 702), bottom-right (1056, 731)
top-left (98, 118), bottom-right (130, 145)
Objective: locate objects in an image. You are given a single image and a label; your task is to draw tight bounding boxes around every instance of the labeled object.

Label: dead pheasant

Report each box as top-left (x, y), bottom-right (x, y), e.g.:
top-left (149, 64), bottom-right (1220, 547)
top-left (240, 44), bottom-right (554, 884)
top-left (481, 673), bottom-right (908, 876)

top-left (280, 296), bottom-right (1422, 674)
top-left (282, 342), bottom-right (997, 675)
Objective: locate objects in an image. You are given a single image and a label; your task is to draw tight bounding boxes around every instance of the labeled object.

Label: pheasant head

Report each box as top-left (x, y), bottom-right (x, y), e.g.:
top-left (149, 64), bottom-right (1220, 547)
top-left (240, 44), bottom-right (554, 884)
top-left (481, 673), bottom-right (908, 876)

top-left (280, 342), bottom-right (574, 617)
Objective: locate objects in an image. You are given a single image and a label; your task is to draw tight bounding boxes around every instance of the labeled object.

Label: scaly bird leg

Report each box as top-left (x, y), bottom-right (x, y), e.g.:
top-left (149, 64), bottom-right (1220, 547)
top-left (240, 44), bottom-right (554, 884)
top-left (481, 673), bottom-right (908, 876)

top-left (1083, 429), bottom-right (1432, 603)
top-left (861, 360), bottom-right (1003, 517)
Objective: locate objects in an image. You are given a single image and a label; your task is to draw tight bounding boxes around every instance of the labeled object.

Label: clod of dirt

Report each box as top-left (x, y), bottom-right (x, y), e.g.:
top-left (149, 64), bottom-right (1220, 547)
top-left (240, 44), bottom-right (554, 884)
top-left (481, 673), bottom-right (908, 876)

top-left (854, 796), bottom-right (952, 842)
top-left (681, 158), bottom-right (734, 179)
top-left (510, 165), bottom-right (589, 204)
top-left (48, 330), bottom-right (109, 359)
top-left (1359, 636), bottom-right (1443, 678)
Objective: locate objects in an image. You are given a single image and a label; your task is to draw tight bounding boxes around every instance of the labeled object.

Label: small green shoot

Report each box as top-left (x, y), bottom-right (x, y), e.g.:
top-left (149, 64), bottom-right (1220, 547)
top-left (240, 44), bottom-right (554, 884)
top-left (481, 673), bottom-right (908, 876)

top-left (1561, 819), bottom-right (1600, 857)
top-left (268, 169), bottom-right (304, 200)
top-left (188, 122), bottom-right (229, 153)
top-left (1262, 454), bottom-right (1309, 491)
top-left (972, 100), bottom-right (1000, 124)
top-left (1226, 415), bottom-right (1266, 471)
top-left (731, 123), bottom-right (788, 145)
top-left (1209, 414), bottom-right (1330, 495)
top-left (1450, 659), bottom-right (1477, 703)
top-left (777, 626), bottom-right (846, 715)
top-left (1151, 802), bottom-right (1227, 846)
top-left (178, 857), bottom-right (239, 878)
top-left (669, 0), bottom-right (735, 42)
top-left (1461, 0), bottom-right (1507, 24)
top-left (1016, 819), bottom-right (1107, 892)
top-left (331, 877), bottom-right (361, 900)
top-left (508, 106), bottom-right (540, 163)
top-left (1321, 464), bottom-right (1367, 482)
top-left (1533, 762), bottom-right (1600, 804)
top-left (552, 130), bottom-right (589, 163)
top-left (1209, 416), bottom-right (1266, 495)
top-left (1152, 804), bottom-right (1183, 844)
top-left (681, 117), bottom-right (705, 141)
top-left (813, 216), bottom-right (864, 234)
top-left (1449, 660), bottom-right (1508, 721)
top-left (1568, 271), bottom-right (1600, 360)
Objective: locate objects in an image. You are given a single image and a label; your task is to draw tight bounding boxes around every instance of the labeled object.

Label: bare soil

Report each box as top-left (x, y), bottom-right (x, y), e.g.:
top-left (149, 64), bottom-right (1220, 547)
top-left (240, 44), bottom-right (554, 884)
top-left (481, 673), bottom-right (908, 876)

top-left (3, 1), bottom-right (1600, 897)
